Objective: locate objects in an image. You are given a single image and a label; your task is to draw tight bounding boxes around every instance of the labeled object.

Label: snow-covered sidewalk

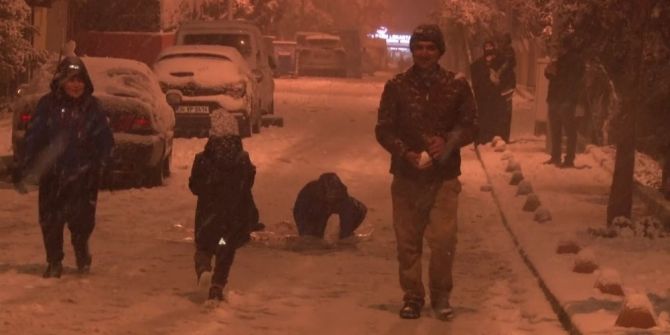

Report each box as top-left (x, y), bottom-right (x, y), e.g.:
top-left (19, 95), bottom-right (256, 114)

top-left (477, 138), bottom-right (670, 334)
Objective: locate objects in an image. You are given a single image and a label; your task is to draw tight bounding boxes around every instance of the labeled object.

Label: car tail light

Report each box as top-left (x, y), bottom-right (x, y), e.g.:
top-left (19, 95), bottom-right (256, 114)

top-left (111, 113), bottom-right (154, 134)
top-left (17, 112), bottom-right (32, 130)
top-left (131, 116), bottom-right (153, 134)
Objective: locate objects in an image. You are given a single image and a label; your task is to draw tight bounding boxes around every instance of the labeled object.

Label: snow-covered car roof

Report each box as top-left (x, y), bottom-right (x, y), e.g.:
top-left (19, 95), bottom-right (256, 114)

top-left (16, 56), bottom-right (175, 134)
top-left (153, 45), bottom-right (252, 88)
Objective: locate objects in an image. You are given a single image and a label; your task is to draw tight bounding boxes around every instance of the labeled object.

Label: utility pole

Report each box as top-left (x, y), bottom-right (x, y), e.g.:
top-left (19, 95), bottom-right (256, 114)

top-left (228, 0), bottom-right (234, 19)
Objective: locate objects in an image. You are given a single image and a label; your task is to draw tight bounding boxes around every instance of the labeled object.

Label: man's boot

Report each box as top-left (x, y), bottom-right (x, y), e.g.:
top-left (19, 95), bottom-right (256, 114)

top-left (194, 250), bottom-right (213, 283)
top-left (74, 243), bottom-right (92, 274)
top-left (43, 261), bottom-right (63, 279)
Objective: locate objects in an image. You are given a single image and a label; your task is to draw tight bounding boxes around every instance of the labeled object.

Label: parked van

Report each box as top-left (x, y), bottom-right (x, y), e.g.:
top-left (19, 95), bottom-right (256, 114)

top-left (175, 20), bottom-right (276, 117)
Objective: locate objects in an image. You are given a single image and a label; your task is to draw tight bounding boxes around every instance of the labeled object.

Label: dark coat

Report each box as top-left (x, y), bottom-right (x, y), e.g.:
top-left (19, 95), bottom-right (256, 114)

top-left (189, 135), bottom-right (256, 250)
top-left (470, 56), bottom-right (505, 102)
top-left (376, 65), bottom-right (478, 182)
top-left (545, 50), bottom-right (586, 106)
top-left (18, 56), bottom-right (114, 224)
top-left (293, 173), bottom-right (367, 239)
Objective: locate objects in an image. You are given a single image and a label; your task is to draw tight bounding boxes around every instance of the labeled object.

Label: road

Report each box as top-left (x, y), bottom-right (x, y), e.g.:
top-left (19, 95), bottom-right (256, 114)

top-left (0, 74), bottom-right (566, 334)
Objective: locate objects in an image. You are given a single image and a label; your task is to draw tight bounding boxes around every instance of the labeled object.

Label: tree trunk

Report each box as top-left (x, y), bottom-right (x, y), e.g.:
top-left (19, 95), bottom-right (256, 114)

top-left (607, 127), bottom-right (636, 224)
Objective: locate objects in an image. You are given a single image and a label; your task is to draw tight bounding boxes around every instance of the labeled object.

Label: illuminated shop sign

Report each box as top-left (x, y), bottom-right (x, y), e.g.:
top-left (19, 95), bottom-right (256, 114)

top-left (368, 26), bottom-right (410, 48)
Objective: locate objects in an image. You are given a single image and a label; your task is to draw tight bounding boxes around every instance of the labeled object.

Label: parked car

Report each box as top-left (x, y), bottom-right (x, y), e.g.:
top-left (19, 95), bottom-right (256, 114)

top-left (11, 56), bottom-right (175, 187)
top-left (296, 33), bottom-right (348, 77)
top-left (153, 45), bottom-right (260, 137)
top-left (175, 20), bottom-right (276, 116)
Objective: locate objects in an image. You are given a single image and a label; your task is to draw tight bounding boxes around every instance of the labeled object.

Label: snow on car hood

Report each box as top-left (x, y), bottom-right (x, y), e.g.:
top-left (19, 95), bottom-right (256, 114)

top-left (153, 57), bottom-right (247, 89)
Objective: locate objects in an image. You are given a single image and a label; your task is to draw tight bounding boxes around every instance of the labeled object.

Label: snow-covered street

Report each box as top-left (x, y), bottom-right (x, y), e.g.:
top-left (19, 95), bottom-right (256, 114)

top-left (0, 74), bottom-right (566, 334)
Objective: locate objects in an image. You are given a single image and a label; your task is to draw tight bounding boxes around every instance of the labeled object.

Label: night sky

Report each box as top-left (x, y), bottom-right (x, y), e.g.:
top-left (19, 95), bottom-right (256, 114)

top-left (387, 0), bottom-right (440, 33)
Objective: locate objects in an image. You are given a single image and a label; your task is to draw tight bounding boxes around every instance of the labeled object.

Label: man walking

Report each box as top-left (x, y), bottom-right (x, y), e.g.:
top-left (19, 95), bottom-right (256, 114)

top-left (375, 24), bottom-right (478, 321)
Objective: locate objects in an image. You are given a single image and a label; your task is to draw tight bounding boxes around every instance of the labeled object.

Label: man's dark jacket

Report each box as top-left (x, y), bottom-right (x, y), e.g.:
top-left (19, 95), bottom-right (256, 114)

top-left (375, 65), bottom-right (478, 182)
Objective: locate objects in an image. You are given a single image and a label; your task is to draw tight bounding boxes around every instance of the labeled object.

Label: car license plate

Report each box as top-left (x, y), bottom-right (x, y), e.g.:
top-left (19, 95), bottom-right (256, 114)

top-left (177, 105), bottom-right (209, 114)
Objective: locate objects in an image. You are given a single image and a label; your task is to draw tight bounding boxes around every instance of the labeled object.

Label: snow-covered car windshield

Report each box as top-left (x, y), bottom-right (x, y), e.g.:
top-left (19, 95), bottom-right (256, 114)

top-left (182, 33), bottom-right (252, 57)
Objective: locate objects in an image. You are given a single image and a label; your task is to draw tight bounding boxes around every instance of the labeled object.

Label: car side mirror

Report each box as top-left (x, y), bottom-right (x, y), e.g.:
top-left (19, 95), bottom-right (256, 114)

top-left (165, 89), bottom-right (183, 110)
top-left (252, 69), bottom-right (264, 83)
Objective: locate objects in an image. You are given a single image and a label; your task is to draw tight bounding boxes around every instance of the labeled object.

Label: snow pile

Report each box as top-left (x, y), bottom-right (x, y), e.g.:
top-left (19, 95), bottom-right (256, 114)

top-left (523, 193), bottom-right (541, 212)
top-left (594, 268), bottom-right (624, 296)
top-left (492, 137), bottom-right (507, 152)
top-left (615, 292), bottom-right (658, 329)
top-left (586, 145), bottom-right (663, 190)
top-left (573, 248), bottom-right (599, 273)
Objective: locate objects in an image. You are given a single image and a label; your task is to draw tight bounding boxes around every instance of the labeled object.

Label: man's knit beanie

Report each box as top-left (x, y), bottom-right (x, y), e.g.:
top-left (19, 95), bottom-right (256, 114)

top-left (409, 24), bottom-right (446, 55)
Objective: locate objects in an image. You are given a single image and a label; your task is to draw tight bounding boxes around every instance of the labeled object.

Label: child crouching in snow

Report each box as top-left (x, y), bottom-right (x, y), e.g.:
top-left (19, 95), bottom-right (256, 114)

top-left (189, 110), bottom-right (258, 301)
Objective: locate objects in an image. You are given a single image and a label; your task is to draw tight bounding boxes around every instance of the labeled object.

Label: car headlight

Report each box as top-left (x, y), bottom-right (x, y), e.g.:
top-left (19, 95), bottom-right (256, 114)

top-left (223, 81), bottom-right (246, 98)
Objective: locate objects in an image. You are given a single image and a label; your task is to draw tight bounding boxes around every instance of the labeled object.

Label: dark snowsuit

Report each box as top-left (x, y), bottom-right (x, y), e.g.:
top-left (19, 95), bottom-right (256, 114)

top-left (16, 56), bottom-right (114, 268)
top-left (293, 173), bottom-right (367, 239)
top-left (545, 50), bottom-right (586, 164)
top-left (189, 135), bottom-right (257, 287)
top-left (470, 54), bottom-right (510, 144)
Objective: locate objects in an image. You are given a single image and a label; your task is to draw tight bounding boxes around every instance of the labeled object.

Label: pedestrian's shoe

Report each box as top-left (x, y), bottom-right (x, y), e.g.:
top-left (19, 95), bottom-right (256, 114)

top-left (433, 303), bottom-right (455, 321)
top-left (208, 285), bottom-right (224, 301)
top-left (194, 251), bottom-right (213, 283)
top-left (43, 262), bottom-right (63, 279)
top-left (543, 157), bottom-right (561, 166)
top-left (75, 252), bottom-right (92, 274)
top-left (399, 301), bottom-right (423, 319)
top-left (560, 160), bottom-right (576, 168)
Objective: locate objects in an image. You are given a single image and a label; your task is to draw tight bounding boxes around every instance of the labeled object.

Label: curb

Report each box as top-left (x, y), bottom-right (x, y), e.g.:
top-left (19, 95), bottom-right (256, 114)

top-left (474, 146), bottom-right (582, 335)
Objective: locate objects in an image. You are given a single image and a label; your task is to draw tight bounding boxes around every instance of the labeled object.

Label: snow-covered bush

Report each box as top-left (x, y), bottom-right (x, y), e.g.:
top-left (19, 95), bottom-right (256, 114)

top-left (0, 0), bottom-right (50, 81)
top-left (590, 216), bottom-right (667, 239)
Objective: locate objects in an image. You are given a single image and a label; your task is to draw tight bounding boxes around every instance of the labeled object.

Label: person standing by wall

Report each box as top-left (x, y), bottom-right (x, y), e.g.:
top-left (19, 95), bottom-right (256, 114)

top-left (375, 24), bottom-right (478, 321)
top-left (544, 40), bottom-right (586, 168)
top-left (470, 41), bottom-right (510, 144)
top-left (13, 56), bottom-right (114, 278)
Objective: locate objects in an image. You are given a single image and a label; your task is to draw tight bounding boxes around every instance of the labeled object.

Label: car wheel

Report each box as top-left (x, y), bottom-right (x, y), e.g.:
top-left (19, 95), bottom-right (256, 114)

top-left (146, 159), bottom-right (165, 187)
